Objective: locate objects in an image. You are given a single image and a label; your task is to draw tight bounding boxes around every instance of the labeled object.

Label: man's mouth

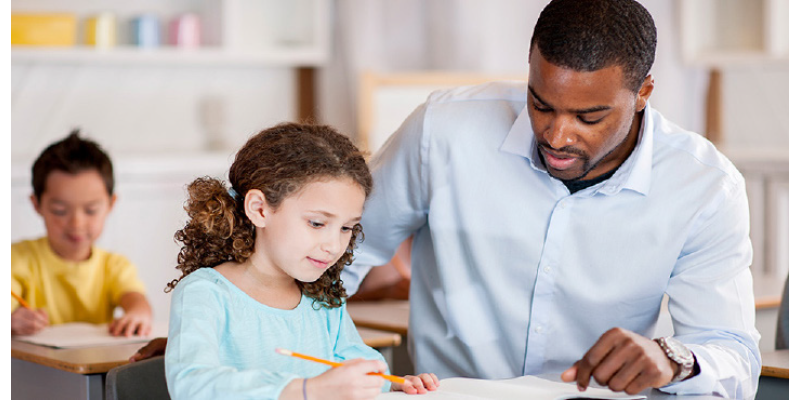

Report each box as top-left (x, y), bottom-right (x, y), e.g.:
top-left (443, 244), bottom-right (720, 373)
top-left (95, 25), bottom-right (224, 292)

top-left (541, 148), bottom-right (580, 170)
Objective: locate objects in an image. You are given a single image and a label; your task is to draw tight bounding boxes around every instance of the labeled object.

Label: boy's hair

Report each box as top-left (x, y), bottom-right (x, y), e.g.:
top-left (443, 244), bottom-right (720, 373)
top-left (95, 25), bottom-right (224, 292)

top-left (530, 0), bottom-right (657, 91)
top-left (167, 122), bottom-right (373, 308)
top-left (31, 129), bottom-right (115, 201)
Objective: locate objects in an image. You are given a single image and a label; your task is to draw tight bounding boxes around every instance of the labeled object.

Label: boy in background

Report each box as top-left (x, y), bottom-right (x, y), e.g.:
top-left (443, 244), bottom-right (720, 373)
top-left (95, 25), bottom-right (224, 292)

top-left (11, 130), bottom-right (152, 337)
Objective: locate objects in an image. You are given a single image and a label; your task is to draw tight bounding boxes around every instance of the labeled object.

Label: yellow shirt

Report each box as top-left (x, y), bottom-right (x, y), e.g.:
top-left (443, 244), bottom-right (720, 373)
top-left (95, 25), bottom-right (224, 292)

top-left (11, 237), bottom-right (147, 325)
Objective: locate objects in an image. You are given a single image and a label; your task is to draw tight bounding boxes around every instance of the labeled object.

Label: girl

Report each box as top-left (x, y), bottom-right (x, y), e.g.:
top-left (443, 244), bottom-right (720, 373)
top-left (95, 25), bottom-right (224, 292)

top-left (164, 123), bottom-right (439, 400)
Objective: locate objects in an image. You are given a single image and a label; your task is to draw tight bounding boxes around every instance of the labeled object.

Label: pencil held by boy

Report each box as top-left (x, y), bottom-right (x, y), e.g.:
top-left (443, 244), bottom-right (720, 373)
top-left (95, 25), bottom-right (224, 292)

top-left (10, 131), bottom-right (153, 337)
top-left (164, 123), bottom-right (438, 399)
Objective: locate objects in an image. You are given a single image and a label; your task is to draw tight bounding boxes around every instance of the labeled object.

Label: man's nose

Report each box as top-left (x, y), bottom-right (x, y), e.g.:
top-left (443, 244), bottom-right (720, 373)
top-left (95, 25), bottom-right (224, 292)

top-left (545, 115), bottom-right (577, 149)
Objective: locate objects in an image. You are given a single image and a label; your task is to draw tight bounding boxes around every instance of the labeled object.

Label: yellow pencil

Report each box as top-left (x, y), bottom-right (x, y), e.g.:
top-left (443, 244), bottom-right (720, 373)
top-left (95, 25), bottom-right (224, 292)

top-left (275, 347), bottom-right (406, 384)
top-left (11, 290), bottom-right (31, 309)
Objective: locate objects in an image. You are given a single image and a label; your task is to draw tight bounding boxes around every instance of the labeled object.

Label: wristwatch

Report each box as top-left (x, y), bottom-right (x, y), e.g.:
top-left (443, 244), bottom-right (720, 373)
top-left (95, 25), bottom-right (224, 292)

top-left (655, 337), bottom-right (694, 383)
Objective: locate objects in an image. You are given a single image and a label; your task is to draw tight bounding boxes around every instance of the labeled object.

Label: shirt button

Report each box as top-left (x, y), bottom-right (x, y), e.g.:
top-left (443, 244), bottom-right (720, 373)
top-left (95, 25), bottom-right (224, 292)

top-left (543, 266), bottom-right (552, 273)
top-left (558, 202), bottom-right (566, 210)
top-left (535, 326), bottom-right (543, 333)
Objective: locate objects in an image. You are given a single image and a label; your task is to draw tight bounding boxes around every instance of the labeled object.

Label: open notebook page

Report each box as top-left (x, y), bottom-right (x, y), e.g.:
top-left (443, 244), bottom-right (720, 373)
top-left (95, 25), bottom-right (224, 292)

top-left (13, 321), bottom-right (169, 349)
top-left (378, 375), bottom-right (646, 400)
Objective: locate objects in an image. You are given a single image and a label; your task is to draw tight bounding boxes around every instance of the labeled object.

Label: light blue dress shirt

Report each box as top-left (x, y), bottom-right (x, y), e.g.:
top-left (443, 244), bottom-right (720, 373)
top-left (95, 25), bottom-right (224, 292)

top-left (343, 81), bottom-right (761, 398)
top-left (166, 268), bottom-right (390, 400)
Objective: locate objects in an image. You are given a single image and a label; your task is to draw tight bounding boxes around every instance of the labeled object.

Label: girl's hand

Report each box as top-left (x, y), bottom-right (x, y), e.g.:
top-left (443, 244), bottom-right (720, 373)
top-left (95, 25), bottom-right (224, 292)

top-left (305, 358), bottom-right (387, 400)
top-left (11, 307), bottom-right (49, 336)
top-left (391, 373), bottom-right (440, 394)
top-left (129, 337), bottom-right (168, 363)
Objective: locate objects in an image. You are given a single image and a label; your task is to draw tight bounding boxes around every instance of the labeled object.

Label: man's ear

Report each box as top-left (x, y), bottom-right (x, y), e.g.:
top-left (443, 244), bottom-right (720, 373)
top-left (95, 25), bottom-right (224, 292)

top-left (636, 75), bottom-right (655, 112)
top-left (243, 189), bottom-right (271, 228)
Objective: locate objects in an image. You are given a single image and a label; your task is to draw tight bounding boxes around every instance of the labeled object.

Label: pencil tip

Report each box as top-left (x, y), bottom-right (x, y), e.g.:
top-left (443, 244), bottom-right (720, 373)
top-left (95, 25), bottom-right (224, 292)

top-left (275, 348), bottom-right (291, 356)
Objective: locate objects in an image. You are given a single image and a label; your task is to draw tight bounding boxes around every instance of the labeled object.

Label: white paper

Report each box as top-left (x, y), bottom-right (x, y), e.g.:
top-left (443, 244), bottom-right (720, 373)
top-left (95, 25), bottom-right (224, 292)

top-left (377, 376), bottom-right (646, 399)
top-left (13, 321), bottom-right (169, 349)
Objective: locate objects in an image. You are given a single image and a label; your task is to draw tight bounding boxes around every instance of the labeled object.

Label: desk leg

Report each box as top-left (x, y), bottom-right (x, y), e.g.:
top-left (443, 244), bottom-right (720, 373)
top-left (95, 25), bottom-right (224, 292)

top-left (12, 358), bottom-right (104, 400)
top-left (755, 376), bottom-right (788, 400)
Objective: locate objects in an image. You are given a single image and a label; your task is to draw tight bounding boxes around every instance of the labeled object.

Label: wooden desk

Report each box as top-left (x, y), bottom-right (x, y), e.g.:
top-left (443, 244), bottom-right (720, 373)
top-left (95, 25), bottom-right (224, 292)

top-left (348, 300), bottom-right (410, 335)
top-left (760, 349), bottom-right (788, 379)
top-left (348, 300), bottom-right (413, 375)
top-left (11, 327), bottom-right (401, 400)
top-left (12, 339), bottom-right (147, 399)
top-left (756, 349), bottom-right (789, 400)
top-left (359, 327), bottom-right (402, 349)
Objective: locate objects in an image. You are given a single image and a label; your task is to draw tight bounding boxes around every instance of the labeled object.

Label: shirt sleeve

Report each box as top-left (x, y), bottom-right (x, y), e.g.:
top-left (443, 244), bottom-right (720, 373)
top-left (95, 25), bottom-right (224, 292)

top-left (659, 177), bottom-right (761, 398)
top-left (10, 246), bottom-right (27, 313)
top-left (10, 244), bottom-right (28, 312)
top-left (165, 277), bottom-right (299, 400)
top-left (331, 303), bottom-right (392, 392)
top-left (105, 253), bottom-right (147, 305)
top-left (342, 102), bottom-right (431, 294)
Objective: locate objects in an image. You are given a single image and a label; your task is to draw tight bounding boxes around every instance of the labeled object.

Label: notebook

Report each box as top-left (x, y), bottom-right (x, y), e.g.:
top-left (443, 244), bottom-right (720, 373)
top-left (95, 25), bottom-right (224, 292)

top-left (378, 375), bottom-right (646, 399)
top-left (13, 321), bottom-right (168, 349)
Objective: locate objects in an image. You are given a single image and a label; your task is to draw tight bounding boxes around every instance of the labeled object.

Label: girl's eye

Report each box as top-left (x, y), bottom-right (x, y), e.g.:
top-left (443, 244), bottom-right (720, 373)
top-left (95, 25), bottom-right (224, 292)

top-left (341, 226), bottom-right (354, 233)
top-left (309, 221), bottom-right (324, 228)
top-left (85, 209), bottom-right (98, 216)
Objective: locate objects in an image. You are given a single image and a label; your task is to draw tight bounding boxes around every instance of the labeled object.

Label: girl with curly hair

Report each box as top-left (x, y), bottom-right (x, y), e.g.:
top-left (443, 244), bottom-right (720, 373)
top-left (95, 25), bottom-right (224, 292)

top-left (164, 122), bottom-right (438, 400)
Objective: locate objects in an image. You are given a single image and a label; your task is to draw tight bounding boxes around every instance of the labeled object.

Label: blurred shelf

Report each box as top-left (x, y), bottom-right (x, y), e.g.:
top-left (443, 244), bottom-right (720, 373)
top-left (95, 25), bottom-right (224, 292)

top-left (11, 46), bottom-right (327, 67)
top-left (678, 0), bottom-right (788, 67)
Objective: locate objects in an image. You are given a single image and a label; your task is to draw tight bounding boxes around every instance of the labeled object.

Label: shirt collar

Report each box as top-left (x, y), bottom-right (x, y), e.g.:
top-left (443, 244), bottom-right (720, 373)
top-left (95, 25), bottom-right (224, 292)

top-left (500, 103), bottom-right (654, 196)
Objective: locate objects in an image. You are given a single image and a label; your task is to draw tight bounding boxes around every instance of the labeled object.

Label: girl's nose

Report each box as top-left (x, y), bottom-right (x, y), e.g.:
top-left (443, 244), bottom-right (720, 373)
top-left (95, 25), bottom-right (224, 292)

top-left (320, 231), bottom-right (342, 256)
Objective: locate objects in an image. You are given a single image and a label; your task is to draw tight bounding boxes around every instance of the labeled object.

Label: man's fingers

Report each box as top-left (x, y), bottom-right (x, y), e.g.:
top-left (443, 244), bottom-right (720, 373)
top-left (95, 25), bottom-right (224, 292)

top-left (575, 344), bottom-right (616, 390)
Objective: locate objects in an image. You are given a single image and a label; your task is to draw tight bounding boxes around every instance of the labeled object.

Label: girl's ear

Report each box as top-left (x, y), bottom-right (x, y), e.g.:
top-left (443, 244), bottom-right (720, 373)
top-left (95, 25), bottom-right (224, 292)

top-left (243, 189), bottom-right (271, 228)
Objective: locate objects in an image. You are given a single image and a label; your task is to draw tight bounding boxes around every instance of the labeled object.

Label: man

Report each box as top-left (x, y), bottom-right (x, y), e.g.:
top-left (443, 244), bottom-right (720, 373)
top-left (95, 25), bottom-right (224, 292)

top-left (342, 0), bottom-right (760, 397)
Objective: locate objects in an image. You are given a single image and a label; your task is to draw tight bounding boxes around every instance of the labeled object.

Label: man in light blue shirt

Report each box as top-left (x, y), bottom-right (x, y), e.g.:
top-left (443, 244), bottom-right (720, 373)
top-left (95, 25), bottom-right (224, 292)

top-left (343, 0), bottom-right (760, 398)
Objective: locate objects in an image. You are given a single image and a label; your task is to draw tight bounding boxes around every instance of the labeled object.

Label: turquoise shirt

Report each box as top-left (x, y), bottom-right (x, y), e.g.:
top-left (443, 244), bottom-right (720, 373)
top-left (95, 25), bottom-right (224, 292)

top-left (166, 268), bottom-right (389, 400)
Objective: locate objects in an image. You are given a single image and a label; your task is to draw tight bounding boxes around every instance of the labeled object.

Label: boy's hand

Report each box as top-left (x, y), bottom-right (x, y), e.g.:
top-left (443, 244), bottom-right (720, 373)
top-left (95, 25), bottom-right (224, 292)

top-left (109, 309), bottom-right (152, 337)
top-left (11, 307), bottom-right (49, 336)
top-left (110, 291), bottom-right (153, 337)
top-left (391, 373), bottom-right (440, 394)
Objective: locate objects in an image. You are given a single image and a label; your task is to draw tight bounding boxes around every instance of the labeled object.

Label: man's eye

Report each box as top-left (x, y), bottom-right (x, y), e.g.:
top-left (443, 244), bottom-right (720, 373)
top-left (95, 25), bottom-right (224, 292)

top-left (50, 209), bottom-right (67, 216)
top-left (579, 116), bottom-right (603, 125)
top-left (309, 221), bottom-right (324, 228)
top-left (533, 104), bottom-right (552, 112)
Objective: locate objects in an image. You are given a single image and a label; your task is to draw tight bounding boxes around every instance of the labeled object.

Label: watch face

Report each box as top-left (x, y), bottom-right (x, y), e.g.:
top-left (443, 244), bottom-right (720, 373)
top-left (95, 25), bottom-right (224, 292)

top-left (664, 337), bottom-right (692, 362)
top-left (657, 337), bottom-right (694, 382)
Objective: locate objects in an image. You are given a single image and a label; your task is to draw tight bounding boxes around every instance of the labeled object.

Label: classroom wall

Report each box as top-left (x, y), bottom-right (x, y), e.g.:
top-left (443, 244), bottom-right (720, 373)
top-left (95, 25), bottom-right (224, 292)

top-left (10, 0), bottom-right (790, 325)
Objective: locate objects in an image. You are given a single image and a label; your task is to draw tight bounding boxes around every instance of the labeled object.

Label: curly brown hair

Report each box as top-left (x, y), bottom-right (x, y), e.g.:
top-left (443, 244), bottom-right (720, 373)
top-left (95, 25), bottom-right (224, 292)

top-left (166, 122), bottom-right (372, 308)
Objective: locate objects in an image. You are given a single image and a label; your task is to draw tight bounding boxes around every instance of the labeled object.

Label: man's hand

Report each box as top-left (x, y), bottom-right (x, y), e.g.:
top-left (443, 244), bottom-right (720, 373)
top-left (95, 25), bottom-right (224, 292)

top-left (561, 327), bottom-right (677, 395)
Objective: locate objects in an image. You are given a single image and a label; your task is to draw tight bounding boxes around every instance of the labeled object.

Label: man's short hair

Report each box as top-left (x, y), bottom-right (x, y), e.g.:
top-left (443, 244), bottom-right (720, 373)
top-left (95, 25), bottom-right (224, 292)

top-left (531, 0), bottom-right (657, 91)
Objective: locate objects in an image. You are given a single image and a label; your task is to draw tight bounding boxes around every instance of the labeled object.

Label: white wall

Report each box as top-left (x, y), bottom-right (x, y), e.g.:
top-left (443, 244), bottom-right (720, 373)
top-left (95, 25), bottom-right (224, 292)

top-left (10, 0), bottom-right (790, 324)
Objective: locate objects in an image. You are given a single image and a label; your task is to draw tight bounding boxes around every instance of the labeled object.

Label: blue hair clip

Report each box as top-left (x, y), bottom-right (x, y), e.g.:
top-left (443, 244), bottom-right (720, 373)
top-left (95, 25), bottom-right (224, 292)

top-left (227, 187), bottom-right (239, 200)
